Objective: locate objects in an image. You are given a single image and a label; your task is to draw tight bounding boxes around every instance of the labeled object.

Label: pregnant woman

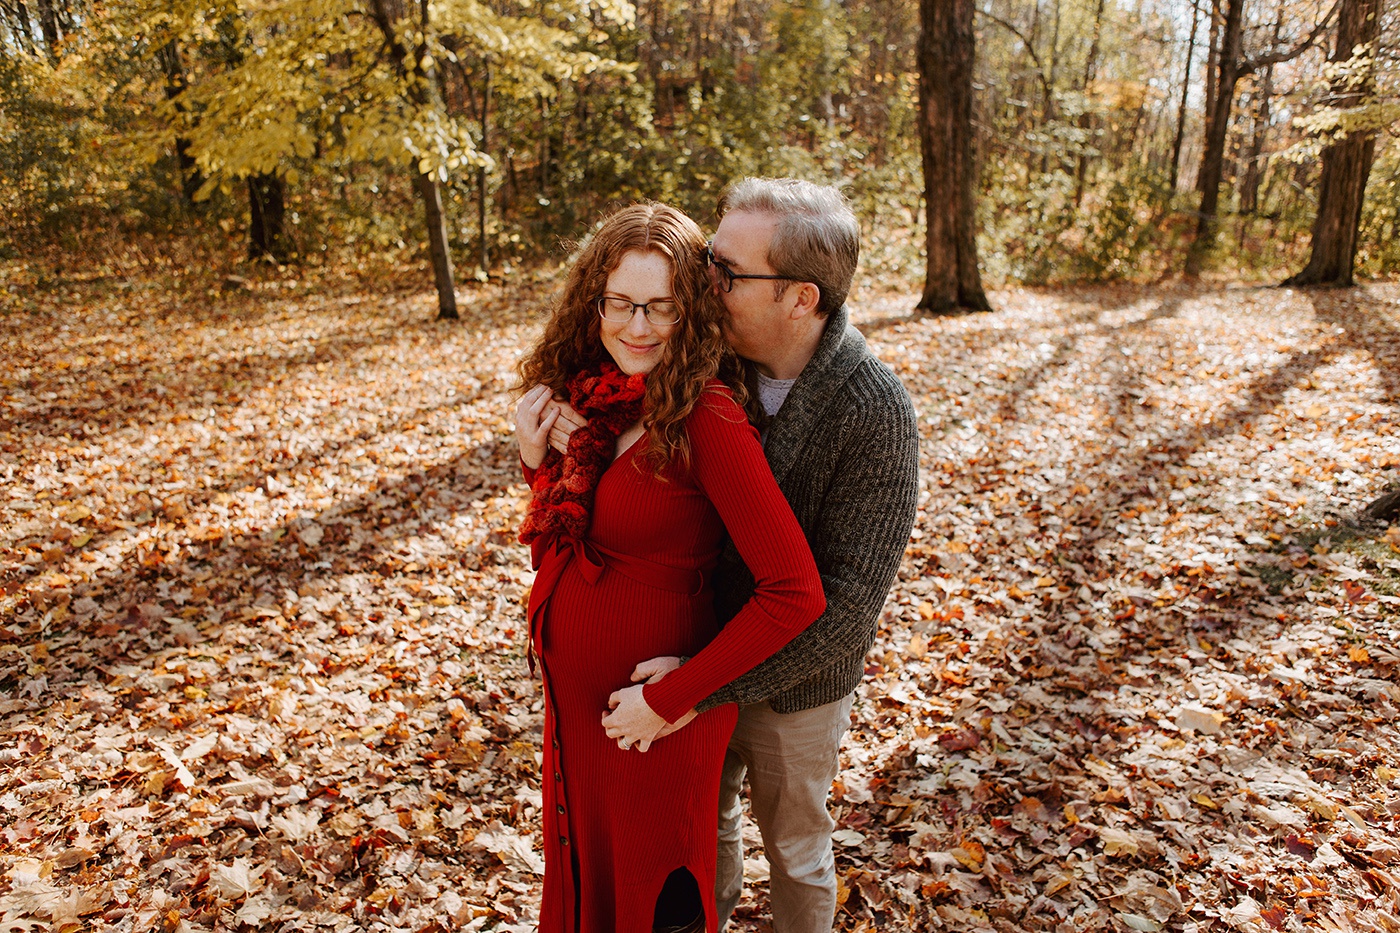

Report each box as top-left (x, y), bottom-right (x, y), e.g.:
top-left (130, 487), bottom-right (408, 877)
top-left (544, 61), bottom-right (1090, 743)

top-left (514, 203), bottom-right (823, 933)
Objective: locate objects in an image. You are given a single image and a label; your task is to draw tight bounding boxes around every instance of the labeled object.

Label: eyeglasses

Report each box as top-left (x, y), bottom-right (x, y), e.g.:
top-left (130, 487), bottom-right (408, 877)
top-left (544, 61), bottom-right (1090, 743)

top-left (704, 244), bottom-right (796, 294)
top-left (596, 296), bottom-right (681, 326)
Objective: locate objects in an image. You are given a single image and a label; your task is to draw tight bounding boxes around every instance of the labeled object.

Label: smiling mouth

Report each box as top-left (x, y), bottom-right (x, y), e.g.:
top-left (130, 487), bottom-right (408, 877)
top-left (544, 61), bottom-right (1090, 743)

top-left (622, 342), bottom-right (660, 352)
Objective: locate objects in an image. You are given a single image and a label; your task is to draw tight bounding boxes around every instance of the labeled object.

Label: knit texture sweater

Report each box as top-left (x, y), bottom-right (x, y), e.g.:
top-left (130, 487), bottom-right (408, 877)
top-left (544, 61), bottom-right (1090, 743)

top-left (698, 307), bottom-right (921, 714)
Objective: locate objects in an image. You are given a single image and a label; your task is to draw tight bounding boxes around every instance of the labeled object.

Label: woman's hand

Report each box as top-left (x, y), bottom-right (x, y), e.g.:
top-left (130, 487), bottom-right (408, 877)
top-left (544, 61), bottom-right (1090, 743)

top-left (601, 685), bottom-right (667, 752)
top-left (515, 385), bottom-right (561, 469)
top-left (548, 400), bottom-right (586, 456)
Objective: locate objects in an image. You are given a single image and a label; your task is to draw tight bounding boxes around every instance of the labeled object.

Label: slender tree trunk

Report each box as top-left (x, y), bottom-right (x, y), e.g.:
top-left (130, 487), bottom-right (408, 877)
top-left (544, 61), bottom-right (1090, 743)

top-left (478, 60), bottom-right (490, 278)
top-left (1170, 0), bottom-right (1201, 191)
top-left (1073, 0), bottom-right (1108, 208)
top-left (1199, 0), bottom-right (1222, 195)
top-left (368, 0), bottom-right (459, 319)
top-left (1185, 0), bottom-right (1244, 276)
top-left (1039, 0), bottom-right (1062, 176)
top-left (5, 0), bottom-right (38, 56)
top-left (1284, 0), bottom-right (1382, 287)
top-left (1238, 65), bottom-right (1275, 215)
top-left (413, 171), bottom-right (459, 316)
top-left (916, 0), bottom-right (990, 315)
top-left (247, 174), bottom-right (288, 262)
top-left (33, 0), bottom-right (59, 58)
top-left (1239, 8), bottom-right (1284, 217)
top-left (157, 40), bottom-right (201, 207)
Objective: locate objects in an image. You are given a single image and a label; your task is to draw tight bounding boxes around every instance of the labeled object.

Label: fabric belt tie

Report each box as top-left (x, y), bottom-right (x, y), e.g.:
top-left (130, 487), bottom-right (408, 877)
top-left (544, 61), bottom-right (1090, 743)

top-left (526, 534), bottom-right (707, 672)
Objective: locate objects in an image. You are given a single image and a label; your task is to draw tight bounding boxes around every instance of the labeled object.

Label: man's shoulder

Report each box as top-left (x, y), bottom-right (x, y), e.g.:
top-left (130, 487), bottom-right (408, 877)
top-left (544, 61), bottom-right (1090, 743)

top-left (812, 331), bottom-right (915, 426)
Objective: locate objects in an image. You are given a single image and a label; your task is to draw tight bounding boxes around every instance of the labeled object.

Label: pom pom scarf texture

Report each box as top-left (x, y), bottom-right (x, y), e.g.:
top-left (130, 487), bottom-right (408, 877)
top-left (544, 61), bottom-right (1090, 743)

top-left (519, 364), bottom-right (648, 545)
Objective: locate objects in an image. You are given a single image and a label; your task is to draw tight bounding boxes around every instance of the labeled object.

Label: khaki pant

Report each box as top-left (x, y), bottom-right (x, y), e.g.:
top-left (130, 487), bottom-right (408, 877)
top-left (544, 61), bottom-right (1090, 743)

top-left (715, 695), bottom-right (853, 933)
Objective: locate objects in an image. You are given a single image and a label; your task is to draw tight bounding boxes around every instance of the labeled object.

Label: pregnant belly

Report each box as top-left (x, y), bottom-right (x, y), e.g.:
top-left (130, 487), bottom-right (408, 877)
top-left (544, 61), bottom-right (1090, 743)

top-left (541, 570), bottom-right (715, 704)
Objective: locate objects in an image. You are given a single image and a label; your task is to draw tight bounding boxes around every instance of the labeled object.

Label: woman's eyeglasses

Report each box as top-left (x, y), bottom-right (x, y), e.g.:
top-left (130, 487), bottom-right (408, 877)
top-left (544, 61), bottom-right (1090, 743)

top-left (704, 244), bottom-right (797, 294)
top-left (596, 296), bottom-right (681, 326)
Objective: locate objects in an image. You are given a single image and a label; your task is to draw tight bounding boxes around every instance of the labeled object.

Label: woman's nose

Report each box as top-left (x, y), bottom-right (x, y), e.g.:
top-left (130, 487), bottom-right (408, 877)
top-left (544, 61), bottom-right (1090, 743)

top-left (626, 309), bottom-right (653, 336)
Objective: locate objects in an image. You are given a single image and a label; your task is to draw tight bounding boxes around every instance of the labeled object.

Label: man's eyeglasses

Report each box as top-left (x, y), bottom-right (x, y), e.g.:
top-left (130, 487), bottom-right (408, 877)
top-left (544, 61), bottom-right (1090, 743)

top-left (704, 244), bottom-right (796, 294)
top-left (596, 296), bottom-right (681, 326)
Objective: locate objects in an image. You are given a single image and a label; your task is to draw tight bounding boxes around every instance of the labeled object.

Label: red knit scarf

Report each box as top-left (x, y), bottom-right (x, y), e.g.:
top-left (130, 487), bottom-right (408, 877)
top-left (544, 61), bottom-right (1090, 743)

top-left (519, 364), bottom-right (647, 545)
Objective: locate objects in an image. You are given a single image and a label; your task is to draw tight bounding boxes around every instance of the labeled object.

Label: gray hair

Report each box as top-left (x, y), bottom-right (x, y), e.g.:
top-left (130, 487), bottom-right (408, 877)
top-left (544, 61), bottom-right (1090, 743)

top-left (717, 177), bottom-right (860, 318)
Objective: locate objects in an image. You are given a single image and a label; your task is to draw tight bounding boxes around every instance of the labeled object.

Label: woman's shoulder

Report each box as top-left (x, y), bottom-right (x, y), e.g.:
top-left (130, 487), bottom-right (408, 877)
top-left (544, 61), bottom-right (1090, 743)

top-left (688, 381), bottom-right (757, 442)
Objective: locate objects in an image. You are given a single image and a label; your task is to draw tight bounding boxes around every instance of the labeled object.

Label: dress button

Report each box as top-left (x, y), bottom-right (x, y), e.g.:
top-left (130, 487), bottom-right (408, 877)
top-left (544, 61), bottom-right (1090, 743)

top-left (557, 805), bottom-right (565, 814)
top-left (554, 772), bottom-right (562, 781)
top-left (560, 836), bottom-right (569, 846)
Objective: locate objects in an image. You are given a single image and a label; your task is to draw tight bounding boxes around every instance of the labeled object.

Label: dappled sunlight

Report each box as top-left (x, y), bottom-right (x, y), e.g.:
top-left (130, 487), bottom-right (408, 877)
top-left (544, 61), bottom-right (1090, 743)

top-left (2, 281), bottom-right (1398, 931)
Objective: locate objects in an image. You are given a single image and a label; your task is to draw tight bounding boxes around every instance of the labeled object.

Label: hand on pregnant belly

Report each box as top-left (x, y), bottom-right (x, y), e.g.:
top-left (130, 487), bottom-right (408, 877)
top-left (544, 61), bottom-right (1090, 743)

top-left (602, 685), bottom-right (667, 752)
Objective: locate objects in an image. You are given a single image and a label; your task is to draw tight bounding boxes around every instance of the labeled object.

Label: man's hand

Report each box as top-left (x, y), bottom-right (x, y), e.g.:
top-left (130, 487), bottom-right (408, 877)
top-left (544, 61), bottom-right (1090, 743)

top-left (602, 685), bottom-right (666, 752)
top-left (515, 385), bottom-right (561, 469)
top-left (548, 400), bottom-right (586, 455)
top-left (631, 656), bottom-right (683, 683)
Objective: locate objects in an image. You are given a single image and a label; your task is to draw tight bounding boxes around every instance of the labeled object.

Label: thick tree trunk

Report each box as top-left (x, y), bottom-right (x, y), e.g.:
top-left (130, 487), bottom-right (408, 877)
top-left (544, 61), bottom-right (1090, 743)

top-left (413, 171), bottom-right (459, 319)
top-left (916, 0), bottom-right (990, 315)
top-left (1185, 0), bottom-right (1244, 277)
top-left (247, 174), bottom-right (288, 263)
top-left (1284, 0), bottom-right (1382, 287)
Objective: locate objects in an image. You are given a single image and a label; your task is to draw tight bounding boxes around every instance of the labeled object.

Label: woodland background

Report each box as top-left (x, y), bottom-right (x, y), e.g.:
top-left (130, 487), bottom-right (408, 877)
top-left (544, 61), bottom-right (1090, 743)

top-left (4, 2), bottom-right (1400, 933)
top-left (0, 0), bottom-right (1397, 295)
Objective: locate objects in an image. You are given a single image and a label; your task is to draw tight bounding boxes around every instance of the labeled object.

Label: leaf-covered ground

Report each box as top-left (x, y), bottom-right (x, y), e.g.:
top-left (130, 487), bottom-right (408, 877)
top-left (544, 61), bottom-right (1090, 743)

top-left (3, 266), bottom-right (1399, 933)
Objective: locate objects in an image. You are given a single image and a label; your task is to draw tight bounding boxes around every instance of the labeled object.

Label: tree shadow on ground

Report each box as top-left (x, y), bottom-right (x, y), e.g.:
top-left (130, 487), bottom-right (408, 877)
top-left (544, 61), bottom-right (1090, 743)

top-left (853, 284), bottom-right (1400, 929)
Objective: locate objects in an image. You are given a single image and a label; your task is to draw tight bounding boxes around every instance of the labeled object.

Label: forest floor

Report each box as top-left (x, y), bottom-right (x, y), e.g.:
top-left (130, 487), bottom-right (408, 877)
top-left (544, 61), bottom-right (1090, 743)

top-left (2, 261), bottom-right (1400, 933)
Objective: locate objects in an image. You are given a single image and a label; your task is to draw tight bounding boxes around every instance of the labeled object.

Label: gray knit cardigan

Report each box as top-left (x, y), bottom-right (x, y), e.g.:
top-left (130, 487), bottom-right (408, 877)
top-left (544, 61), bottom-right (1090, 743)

top-left (698, 307), bottom-right (921, 714)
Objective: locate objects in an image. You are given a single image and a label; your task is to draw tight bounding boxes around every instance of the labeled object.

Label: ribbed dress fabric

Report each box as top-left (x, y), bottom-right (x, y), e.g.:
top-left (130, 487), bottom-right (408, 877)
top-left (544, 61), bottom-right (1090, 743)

top-left (523, 387), bottom-right (824, 933)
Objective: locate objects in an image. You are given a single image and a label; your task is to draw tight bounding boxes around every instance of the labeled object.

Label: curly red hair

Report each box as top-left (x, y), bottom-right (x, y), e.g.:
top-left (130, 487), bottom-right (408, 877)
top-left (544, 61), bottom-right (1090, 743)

top-left (518, 203), bottom-right (745, 471)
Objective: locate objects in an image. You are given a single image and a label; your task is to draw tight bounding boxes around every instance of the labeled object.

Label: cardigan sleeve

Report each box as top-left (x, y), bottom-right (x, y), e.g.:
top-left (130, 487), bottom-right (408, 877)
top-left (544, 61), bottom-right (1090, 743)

top-left (642, 391), bottom-right (825, 723)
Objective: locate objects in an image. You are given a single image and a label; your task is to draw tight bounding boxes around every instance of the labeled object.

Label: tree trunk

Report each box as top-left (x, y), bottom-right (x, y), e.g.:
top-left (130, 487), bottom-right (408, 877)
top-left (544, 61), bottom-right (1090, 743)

top-left (1238, 65), bottom-right (1274, 215)
top-left (34, 0), bottom-right (59, 58)
top-left (1170, 0), bottom-right (1201, 192)
top-left (1039, 0), bottom-right (1062, 176)
top-left (157, 40), bottom-right (201, 207)
top-left (413, 171), bottom-right (459, 319)
top-left (1185, 0), bottom-right (1244, 277)
top-left (247, 174), bottom-right (288, 263)
top-left (1284, 0), bottom-right (1382, 287)
top-left (368, 0), bottom-right (459, 319)
top-left (1199, 0), bottom-right (1222, 195)
top-left (477, 60), bottom-right (491, 279)
top-left (1073, 0), bottom-right (1108, 208)
top-left (916, 0), bottom-right (990, 315)
top-left (1240, 8), bottom-right (1284, 216)
top-left (4, 0), bottom-right (38, 56)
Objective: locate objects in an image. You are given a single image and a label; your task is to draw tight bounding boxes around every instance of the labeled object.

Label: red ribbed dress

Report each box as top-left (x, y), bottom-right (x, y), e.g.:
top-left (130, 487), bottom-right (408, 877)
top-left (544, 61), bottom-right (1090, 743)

top-left (523, 388), bottom-right (824, 933)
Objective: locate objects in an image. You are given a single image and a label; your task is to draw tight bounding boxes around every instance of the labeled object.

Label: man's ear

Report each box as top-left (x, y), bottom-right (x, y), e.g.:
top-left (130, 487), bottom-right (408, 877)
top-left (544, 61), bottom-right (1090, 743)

top-left (788, 282), bottom-right (821, 319)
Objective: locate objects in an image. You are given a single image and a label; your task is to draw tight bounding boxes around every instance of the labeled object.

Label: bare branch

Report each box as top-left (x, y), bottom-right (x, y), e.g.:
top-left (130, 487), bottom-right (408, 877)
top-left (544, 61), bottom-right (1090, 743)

top-left (1240, 0), bottom-right (1339, 75)
top-left (975, 8), bottom-right (1053, 103)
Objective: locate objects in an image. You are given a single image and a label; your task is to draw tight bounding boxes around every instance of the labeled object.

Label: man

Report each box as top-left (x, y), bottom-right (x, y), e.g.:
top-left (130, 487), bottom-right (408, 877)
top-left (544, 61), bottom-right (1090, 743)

top-left (577, 179), bottom-right (918, 932)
